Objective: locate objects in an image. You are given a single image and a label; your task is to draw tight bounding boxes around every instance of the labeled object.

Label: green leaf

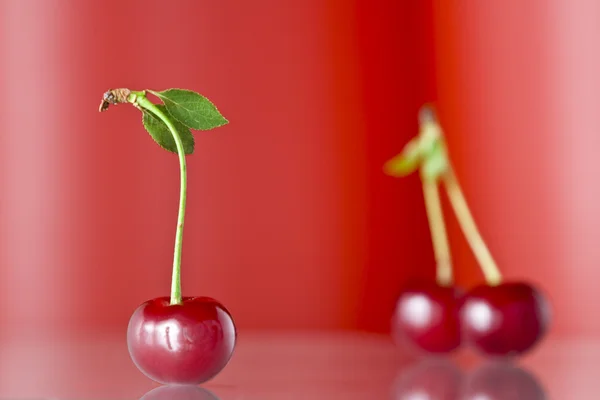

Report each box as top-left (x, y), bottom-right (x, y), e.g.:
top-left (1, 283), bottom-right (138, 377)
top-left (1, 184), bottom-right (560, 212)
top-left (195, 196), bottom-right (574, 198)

top-left (421, 141), bottom-right (449, 181)
top-left (383, 138), bottom-right (422, 177)
top-left (148, 89), bottom-right (228, 130)
top-left (142, 105), bottom-right (195, 155)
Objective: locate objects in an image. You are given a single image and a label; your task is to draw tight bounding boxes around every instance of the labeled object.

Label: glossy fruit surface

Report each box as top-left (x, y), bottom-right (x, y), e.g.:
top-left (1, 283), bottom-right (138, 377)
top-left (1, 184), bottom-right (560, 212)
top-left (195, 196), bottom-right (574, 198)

top-left (127, 296), bottom-right (236, 384)
top-left (462, 362), bottom-right (547, 400)
top-left (392, 359), bottom-right (464, 400)
top-left (460, 282), bottom-right (551, 356)
top-left (392, 280), bottom-right (464, 354)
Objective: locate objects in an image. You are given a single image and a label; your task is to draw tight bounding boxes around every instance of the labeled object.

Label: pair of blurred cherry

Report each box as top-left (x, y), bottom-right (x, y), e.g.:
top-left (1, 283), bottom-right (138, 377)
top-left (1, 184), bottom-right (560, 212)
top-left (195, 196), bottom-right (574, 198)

top-left (392, 279), bottom-right (550, 357)
top-left (385, 105), bottom-right (551, 358)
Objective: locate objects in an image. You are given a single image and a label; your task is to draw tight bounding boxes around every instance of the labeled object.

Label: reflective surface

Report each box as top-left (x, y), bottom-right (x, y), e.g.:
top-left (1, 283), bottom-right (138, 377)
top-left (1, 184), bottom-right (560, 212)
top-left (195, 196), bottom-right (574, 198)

top-left (0, 331), bottom-right (597, 399)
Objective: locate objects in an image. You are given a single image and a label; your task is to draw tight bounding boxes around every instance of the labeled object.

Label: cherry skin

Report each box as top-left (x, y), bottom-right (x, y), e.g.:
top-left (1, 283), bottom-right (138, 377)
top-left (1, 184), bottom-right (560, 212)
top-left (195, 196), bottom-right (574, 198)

top-left (462, 362), bottom-right (547, 400)
top-left (127, 296), bottom-right (236, 385)
top-left (392, 280), bottom-right (464, 354)
top-left (460, 282), bottom-right (551, 357)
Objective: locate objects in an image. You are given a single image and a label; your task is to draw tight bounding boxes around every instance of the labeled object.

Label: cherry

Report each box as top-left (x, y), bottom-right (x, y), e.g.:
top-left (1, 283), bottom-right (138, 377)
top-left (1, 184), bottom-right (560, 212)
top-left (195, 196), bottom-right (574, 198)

top-left (139, 384), bottom-right (220, 400)
top-left (127, 296), bottom-right (237, 385)
top-left (99, 88), bottom-right (236, 382)
top-left (460, 282), bottom-right (551, 356)
top-left (392, 280), bottom-right (464, 354)
top-left (462, 362), bottom-right (547, 400)
top-left (392, 359), bottom-right (464, 400)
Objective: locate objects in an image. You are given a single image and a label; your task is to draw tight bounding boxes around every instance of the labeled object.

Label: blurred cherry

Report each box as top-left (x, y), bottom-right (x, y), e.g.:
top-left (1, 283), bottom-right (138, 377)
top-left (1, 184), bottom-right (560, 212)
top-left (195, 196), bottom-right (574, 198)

top-left (392, 280), bottom-right (464, 354)
top-left (463, 362), bottom-right (547, 400)
top-left (460, 282), bottom-right (551, 356)
top-left (392, 359), bottom-right (464, 400)
top-left (139, 384), bottom-right (220, 400)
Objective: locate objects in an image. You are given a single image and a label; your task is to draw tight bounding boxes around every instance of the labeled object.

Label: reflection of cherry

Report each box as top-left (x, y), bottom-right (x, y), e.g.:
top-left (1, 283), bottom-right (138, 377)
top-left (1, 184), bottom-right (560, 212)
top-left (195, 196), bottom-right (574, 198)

top-left (392, 359), bottom-right (464, 400)
top-left (127, 296), bottom-right (236, 384)
top-left (463, 362), bottom-right (547, 400)
top-left (393, 280), bottom-right (464, 354)
top-left (461, 282), bottom-right (551, 356)
top-left (139, 384), bottom-right (220, 400)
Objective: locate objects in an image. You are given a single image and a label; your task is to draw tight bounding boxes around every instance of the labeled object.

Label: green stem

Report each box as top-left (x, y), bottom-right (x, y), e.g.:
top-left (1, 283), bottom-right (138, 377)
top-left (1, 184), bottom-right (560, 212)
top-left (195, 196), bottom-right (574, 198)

top-left (130, 91), bottom-right (186, 305)
top-left (442, 166), bottom-right (502, 286)
top-left (421, 177), bottom-right (453, 286)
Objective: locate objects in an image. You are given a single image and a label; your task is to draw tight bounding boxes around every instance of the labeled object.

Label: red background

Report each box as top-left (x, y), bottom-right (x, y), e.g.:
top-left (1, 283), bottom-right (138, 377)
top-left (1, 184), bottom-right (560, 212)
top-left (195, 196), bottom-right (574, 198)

top-left (0, 0), bottom-right (597, 340)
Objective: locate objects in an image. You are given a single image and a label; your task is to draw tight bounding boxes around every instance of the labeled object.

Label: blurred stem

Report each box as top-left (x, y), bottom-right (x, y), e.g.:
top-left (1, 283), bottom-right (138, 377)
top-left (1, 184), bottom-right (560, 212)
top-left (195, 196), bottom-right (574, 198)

top-left (442, 166), bottom-right (502, 286)
top-left (421, 176), bottom-right (453, 286)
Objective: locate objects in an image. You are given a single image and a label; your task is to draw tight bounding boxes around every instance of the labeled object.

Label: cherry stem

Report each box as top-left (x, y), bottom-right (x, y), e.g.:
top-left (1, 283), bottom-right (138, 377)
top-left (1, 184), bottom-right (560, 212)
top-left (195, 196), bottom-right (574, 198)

top-left (421, 177), bottom-right (453, 286)
top-left (129, 91), bottom-right (186, 305)
top-left (442, 166), bottom-right (502, 286)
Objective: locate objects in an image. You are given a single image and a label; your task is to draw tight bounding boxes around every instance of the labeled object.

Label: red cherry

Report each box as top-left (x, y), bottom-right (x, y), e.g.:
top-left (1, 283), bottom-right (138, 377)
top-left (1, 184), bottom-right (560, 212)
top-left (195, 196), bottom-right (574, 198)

top-left (127, 296), bottom-right (237, 384)
top-left (139, 384), bottom-right (220, 400)
top-left (392, 359), bottom-right (464, 400)
top-left (392, 280), bottom-right (464, 354)
top-left (460, 282), bottom-right (551, 356)
top-left (462, 362), bottom-right (547, 400)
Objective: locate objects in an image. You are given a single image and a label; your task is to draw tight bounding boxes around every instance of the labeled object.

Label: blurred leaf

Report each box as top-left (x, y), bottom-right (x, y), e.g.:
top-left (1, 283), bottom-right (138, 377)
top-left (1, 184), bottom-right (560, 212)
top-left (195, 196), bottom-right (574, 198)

top-left (417, 122), bottom-right (442, 157)
top-left (148, 89), bottom-right (228, 130)
top-left (142, 105), bottom-right (195, 155)
top-left (384, 138), bottom-right (422, 177)
top-left (421, 141), bottom-right (449, 181)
